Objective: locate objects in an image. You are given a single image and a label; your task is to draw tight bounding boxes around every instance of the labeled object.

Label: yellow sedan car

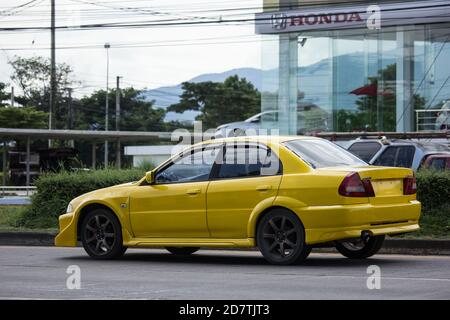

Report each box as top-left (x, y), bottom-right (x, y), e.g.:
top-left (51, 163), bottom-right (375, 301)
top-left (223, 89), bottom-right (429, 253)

top-left (55, 136), bottom-right (421, 265)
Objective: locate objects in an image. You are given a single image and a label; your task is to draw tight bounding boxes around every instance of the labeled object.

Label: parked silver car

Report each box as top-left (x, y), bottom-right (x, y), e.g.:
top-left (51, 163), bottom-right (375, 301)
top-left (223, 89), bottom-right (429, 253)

top-left (215, 106), bottom-right (330, 138)
top-left (346, 137), bottom-right (450, 171)
top-left (214, 110), bottom-right (279, 138)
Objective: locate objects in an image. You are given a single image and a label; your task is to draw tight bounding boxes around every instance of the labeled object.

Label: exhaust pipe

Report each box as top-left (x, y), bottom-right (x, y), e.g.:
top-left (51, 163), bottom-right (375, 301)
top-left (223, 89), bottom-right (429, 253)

top-left (361, 230), bottom-right (372, 244)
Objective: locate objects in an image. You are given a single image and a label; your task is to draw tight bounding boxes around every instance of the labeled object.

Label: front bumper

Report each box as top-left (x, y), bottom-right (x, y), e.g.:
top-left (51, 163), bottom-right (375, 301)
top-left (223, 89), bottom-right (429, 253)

top-left (54, 212), bottom-right (77, 247)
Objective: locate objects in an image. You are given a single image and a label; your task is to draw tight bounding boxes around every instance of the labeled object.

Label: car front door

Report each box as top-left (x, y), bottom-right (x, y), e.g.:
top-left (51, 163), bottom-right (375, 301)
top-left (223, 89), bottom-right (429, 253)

top-left (206, 142), bottom-right (282, 239)
top-left (129, 144), bottom-right (222, 238)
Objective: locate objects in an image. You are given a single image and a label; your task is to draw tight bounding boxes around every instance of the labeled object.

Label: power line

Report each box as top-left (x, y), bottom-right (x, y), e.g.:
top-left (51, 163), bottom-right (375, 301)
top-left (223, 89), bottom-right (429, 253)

top-left (0, 0), bottom-right (39, 15)
top-left (4, 24), bottom-right (450, 51)
top-left (0, 2), bottom-right (449, 32)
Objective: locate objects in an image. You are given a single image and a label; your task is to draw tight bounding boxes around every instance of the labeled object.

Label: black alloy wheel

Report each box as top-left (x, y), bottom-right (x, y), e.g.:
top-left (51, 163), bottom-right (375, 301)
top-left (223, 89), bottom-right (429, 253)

top-left (336, 235), bottom-right (385, 259)
top-left (257, 209), bottom-right (311, 265)
top-left (81, 209), bottom-right (126, 259)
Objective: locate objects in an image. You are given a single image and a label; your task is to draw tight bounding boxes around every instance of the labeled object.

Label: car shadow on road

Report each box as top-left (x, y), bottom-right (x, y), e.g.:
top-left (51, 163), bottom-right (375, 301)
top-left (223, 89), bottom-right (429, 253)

top-left (58, 249), bottom-right (404, 268)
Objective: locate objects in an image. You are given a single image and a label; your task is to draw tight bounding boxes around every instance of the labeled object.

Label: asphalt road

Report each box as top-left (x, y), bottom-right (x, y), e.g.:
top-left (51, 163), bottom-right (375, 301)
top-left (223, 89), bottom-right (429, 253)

top-left (0, 246), bottom-right (449, 299)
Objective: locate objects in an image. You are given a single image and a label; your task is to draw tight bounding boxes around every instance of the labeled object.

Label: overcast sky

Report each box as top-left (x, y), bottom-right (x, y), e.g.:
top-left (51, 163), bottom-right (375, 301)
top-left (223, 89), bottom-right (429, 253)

top-left (0, 0), bottom-right (266, 97)
top-left (0, 0), bottom-right (362, 99)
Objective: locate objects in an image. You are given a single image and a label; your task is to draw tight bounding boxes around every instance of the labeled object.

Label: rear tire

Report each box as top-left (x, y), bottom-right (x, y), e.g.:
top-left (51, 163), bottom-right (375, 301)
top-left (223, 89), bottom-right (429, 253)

top-left (80, 209), bottom-right (126, 259)
top-left (166, 247), bottom-right (200, 255)
top-left (257, 209), bottom-right (311, 265)
top-left (336, 235), bottom-right (385, 259)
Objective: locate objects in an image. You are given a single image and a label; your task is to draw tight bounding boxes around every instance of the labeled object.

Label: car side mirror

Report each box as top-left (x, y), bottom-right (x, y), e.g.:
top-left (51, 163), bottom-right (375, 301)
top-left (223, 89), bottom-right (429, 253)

top-left (145, 170), bottom-right (155, 184)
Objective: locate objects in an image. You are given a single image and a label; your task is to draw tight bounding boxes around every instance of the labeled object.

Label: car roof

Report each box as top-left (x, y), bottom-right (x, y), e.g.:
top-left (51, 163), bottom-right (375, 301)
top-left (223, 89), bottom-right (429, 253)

top-left (203, 135), bottom-right (321, 145)
top-left (427, 154), bottom-right (450, 158)
top-left (349, 138), bottom-right (450, 154)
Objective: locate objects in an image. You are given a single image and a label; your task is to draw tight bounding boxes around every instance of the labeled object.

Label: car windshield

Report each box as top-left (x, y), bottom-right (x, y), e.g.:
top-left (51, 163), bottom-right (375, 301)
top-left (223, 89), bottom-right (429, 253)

top-left (283, 139), bottom-right (367, 169)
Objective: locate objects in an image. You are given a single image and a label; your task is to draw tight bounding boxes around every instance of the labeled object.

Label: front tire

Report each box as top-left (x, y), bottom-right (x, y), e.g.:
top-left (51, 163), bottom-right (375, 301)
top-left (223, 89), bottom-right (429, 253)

top-left (257, 209), bottom-right (311, 265)
top-left (166, 247), bottom-right (200, 255)
top-left (336, 235), bottom-right (385, 259)
top-left (80, 209), bottom-right (126, 259)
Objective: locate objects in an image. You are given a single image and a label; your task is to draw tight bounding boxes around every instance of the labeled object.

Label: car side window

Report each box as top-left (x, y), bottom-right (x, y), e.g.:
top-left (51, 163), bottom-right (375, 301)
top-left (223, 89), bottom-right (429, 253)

top-left (262, 112), bottom-right (278, 122)
top-left (155, 145), bottom-right (222, 184)
top-left (347, 142), bottom-right (382, 162)
top-left (250, 115), bottom-right (261, 123)
top-left (216, 143), bottom-right (281, 179)
top-left (374, 146), bottom-right (415, 168)
top-left (430, 158), bottom-right (446, 170)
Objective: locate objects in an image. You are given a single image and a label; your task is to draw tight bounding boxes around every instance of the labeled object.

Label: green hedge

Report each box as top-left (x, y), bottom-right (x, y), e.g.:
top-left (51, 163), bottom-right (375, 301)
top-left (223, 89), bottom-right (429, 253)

top-left (416, 169), bottom-right (450, 211)
top-left (19, 168), bottom-right (450, 229)
top-left (19, 169), bottom-right (145, 228)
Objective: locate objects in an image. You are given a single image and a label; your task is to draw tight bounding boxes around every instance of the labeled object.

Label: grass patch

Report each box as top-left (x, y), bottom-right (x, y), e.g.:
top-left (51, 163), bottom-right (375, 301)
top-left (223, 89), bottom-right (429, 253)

top-left (0, 206), bottom-right (57, 233)
top-left (392, 205), bottom-right (450, 240)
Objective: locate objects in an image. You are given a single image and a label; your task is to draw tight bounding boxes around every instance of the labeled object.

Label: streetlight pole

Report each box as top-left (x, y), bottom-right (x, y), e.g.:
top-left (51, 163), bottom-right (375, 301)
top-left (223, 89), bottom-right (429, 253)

top-left (116, 76), bottom-right (121, 131)
top-left (104, 43), bottom-right (110, 168)
top-left (116, 76), bottom-right (121, 169)
top-left (49, 0), bottom-right (56, 148)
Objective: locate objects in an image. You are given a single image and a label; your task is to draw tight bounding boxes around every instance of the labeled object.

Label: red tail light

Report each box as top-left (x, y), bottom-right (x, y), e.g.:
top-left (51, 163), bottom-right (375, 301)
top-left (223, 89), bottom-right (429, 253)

top-left (338, 172), bottom-right (375, 197)
top-left (403, 176), bottom-right (417, 195)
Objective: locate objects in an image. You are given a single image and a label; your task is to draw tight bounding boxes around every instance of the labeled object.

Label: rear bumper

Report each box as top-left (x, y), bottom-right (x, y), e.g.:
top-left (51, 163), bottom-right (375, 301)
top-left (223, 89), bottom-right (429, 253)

top-left (298, 200), bottom-right (421, 245)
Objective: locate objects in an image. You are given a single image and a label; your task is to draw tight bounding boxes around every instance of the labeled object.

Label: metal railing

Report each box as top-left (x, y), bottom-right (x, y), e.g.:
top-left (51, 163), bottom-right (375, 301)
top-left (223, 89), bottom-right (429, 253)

top-left (415, 109), bottom-right (441, 131)
top-left (0, 186), bottom-right (37, 197)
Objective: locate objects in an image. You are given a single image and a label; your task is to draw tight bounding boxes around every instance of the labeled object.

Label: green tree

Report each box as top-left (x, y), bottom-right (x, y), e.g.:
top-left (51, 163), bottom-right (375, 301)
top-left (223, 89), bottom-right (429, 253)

top-left (167, 75), bottom-right (261, 129)
top-left (0, 106), bottom-right (48, 129)
top-left (9, 55), bottom-right (77, 129)
top-left (74, 87), bottom-right (166, 131)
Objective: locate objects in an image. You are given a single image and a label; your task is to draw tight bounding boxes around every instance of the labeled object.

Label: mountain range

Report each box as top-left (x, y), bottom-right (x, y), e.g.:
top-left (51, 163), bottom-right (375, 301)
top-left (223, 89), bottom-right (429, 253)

top-left (142, 48), bottom-right (450, 123)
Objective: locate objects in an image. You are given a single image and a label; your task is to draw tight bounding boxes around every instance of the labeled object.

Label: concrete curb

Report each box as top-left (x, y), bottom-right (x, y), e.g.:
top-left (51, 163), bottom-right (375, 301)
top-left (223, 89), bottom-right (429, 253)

top-left (0, 232), bottom-right (449, 255)
top-left (0, 232), bottom-right (57, 247)
top-left (313, 239), bottom-right (450, 256)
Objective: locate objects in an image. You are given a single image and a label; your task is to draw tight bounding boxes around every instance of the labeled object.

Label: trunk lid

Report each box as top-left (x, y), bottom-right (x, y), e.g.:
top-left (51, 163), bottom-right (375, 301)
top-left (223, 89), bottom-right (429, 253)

top-left (318, 165), bottom-right (414, 204)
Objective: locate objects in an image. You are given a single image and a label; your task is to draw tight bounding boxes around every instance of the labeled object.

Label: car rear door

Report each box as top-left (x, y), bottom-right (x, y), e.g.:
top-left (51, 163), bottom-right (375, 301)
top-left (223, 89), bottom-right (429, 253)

top-left (206, 142), bottom-right (282, 239)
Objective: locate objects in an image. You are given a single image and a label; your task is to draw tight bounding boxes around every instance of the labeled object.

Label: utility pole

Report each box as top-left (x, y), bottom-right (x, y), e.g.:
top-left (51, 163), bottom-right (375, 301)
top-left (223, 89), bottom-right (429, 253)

top-left (67, 88), bottom-right (73, 130)
top-left (10, 87), bottom-right (14, 107)
top-left (49, 0), bottom-right (56, 147)
top-left (116, 76), bottom-right (121, 169)
top-left (67, 88), bottom-right (74, 148)
top-left (104, 43), bottom-right (110, 168)
top-left (116, 76), bottom-right (121, 131)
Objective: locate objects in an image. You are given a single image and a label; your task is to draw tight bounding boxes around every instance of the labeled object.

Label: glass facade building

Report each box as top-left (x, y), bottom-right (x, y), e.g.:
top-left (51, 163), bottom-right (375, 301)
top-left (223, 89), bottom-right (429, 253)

top-left (256, 0), bottom-right (450, 134)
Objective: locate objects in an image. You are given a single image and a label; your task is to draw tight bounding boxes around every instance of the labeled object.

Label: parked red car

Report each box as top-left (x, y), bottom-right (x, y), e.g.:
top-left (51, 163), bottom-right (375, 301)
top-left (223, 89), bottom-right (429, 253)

top-left (422, 154), bottom-right (450, 170)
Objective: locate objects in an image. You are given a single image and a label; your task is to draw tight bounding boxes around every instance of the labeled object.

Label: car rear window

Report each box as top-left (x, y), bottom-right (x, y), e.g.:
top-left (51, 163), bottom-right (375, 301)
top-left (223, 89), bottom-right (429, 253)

top-left (283, 139), bottom-right (367, 169)
top-left (430, 158), bottom-right (446, 170)
top-left (373, 146), bottom-right (415, 168)
top-left (347, 141), bottom-right (382, 162)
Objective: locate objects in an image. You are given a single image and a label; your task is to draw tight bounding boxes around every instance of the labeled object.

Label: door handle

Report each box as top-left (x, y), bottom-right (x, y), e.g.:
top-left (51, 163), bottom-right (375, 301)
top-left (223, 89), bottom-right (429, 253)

top-left (186, 188), bottom-right (201, 195)
top-left (256, 185), bottom-right (272, 192)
